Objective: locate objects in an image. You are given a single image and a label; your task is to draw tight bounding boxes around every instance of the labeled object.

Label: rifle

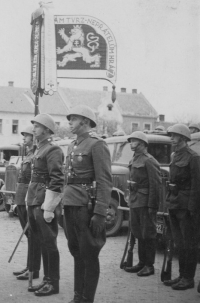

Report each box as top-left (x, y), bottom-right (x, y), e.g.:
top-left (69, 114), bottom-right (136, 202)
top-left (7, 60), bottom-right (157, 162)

top-left (161, 215), bottom-right (174, 282)
top-left (120, 221), bottom-right (135, 269)
top-left (8, 221), bottom-right (29, 263)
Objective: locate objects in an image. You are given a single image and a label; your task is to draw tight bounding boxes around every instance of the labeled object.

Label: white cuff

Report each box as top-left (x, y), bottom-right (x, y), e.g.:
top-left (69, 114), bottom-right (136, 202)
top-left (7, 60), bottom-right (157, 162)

top-left (42, 189), bottom-right (63, 212)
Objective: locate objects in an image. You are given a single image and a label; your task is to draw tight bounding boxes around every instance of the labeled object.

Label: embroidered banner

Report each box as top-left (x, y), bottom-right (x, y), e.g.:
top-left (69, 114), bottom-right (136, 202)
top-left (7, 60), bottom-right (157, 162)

top-left (54, 15), bottom-right (117, 84)
top-left (31, 2), bottom-right (57, 95)
top-left (30, 16), bottom-right (42, 94)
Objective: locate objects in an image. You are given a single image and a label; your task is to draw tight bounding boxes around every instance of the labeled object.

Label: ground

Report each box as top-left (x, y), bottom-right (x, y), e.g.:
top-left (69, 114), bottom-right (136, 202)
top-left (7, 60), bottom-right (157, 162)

top-left (0, 211), bottom-right (200, 303)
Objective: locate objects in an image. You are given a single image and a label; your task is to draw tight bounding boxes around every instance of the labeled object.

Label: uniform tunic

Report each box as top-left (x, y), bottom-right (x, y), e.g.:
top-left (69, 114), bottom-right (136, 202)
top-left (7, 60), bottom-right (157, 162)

top-left (129, 152), bottom-right (161, 210)
top-left (166, 145), bottom-right (200, 279)
top-left (15, 148), bottom-right (33, 205)
top-left (63, 132), bottom-right (112, 216)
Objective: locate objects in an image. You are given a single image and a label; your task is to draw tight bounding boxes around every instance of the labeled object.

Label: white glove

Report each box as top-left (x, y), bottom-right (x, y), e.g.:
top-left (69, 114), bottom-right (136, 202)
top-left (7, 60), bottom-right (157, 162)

top-left (43, 210), bottom-right (55, 223)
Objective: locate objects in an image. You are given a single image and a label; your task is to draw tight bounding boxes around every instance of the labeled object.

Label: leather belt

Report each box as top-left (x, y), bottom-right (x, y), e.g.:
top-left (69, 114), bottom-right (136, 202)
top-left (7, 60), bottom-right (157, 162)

top-left (18, 178), bottom-right (30, 184)
top-left (67, 177), bottom-right (93, 184)
top-left (31, 176), bottom-right (49, 184)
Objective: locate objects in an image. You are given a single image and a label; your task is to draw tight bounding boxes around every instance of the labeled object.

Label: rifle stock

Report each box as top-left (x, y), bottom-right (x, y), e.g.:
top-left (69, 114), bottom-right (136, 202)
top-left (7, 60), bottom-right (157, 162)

top-left (120, 222), bottom-right (135, 269)
top-left (161, 215), bottom-right (174, 282)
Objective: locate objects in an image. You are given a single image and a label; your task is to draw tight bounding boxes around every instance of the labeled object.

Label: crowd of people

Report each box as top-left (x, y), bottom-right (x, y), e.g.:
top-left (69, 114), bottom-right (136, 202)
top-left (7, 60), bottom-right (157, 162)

top-left (12, 105), bottom-right (200, 302)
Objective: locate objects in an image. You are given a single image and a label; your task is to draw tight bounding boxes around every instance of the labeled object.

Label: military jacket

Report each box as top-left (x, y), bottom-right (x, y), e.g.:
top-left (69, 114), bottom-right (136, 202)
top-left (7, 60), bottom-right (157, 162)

top-left (62, 132), bottom-right (112, 217)
top-left (128, 151), bottom-right (161, 209)
top-left (15, 148), bottom-right (33, 205)
top-left (27, 138), bottom-right (64, 206)
top-left (166, 145), bottom-right (200, 211)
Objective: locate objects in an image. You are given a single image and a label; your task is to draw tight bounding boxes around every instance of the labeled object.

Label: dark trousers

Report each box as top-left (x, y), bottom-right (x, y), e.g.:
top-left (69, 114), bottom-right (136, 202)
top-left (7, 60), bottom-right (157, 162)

top-left (28, 206), bottom-right (60, 283)
top-left (64, 206), bottom-right (106, 303)
top-left (169, 209), bottom-right (199, 279)
top-left (17, 205), bottom-right (41, 271)
top-left (130, 207), bottom-right (157, 266)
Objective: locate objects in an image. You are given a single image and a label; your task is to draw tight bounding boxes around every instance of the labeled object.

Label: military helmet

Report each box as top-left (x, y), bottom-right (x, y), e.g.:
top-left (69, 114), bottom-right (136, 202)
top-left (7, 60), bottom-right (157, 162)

top-left (21, 126), bottom-right (34, 136)
top-left (189, 123), bottom-right (200, 131)
top-left (168, 123), bottom-right (191, 141)
top-left (155, 125), bottom-right (165, 131)
top-left (127, 131), bottom-right (148, 145)
top-left (31, 113), bottom-right (55, 134)
top-left (66, 105), bottom-right (96, 128)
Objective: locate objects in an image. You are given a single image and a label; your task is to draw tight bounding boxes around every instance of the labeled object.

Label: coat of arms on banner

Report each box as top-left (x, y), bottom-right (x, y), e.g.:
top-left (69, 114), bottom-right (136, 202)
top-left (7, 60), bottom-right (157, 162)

top-left (55, 16), bottom-right (117, 83)
top-left (56, 25), bottom-right (104, 69)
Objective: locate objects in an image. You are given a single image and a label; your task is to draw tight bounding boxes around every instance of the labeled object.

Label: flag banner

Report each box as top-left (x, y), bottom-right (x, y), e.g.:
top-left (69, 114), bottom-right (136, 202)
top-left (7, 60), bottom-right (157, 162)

top-left (30, 16), bottom-right (42, 94)
top-left (54, 15), bottom-right (117, 83)
top-left (43, 4), bottom-right (57, 95)
top-left (31, 2), bottom-right (57, 96)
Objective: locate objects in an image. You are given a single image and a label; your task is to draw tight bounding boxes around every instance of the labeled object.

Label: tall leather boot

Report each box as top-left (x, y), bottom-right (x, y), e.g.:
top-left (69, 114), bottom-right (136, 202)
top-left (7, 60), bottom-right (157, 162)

top-left (69, 257), bottom-right (85, 303)
top-left (82, 258), bottom-right (100, 303)
top-left (145, 238), bottom-right (156, 267)
top-left (138, 238), bottom-right (146, 266)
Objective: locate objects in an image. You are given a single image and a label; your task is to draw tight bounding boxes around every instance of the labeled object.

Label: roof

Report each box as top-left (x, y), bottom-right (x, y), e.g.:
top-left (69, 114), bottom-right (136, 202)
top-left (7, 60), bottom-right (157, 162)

top-left (0, 85), bottom-right (158, 118)
top-left (60, 87), bottom-right (158, 118)
top-left (0, 86), bottom-right (68, 116)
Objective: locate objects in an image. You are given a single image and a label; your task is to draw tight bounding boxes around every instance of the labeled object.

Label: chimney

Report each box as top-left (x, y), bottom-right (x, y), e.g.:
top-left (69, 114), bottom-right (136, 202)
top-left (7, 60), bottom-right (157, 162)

top-left (8, 81), bottom-right (14, 87)
top-left (159, 114), bottom-right (165, 122)
top-left (132, 89), bottom-right (137, 94)
top-left (103, 86), bottom-right (108, 91)
top-left (121, 87), bottom-right (126, 93)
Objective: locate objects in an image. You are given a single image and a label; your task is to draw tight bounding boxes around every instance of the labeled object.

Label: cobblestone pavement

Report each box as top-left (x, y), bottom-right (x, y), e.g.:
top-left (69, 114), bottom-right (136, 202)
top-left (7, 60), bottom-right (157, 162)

top-left (0, 211), bottom-right (200, 303)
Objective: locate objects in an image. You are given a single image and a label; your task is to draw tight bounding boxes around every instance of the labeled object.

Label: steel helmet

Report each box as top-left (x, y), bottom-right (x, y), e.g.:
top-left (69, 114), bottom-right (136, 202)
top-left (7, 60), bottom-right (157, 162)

top-left (168, 123), bottom-right (191, 141)
top-left (155, 125), bottom-right (165, 131)
top-left (67, 105), bottom-right (96, 128)
top-left (127, 131), bottom-right (148, 145)
top-left (31, 113), bottom-right (55, 134)
top-left (21, 126), bottom-right (34, 136)
top-left (189, 123), bottom-right (200, 131)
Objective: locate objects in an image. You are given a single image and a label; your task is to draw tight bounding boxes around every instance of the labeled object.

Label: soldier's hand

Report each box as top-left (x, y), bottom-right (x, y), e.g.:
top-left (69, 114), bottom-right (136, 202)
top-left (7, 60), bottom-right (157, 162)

top-left (89, 214), bottom-right (106, 237)
top-left (43, 210), bottom-right (54, 223)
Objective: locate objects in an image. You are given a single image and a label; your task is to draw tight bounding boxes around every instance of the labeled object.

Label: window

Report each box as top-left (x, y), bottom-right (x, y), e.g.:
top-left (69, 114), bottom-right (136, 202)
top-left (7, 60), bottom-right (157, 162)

top-left (0, 119), bottom-right (2, 133)
top-left (148, 143), bottom-right (171, 165)
top-left (131, 123), bottom-right (139, 132)
top-left (144, 123), bottom-right (151, 130)
top-left (12, 120), bottom-right (18, 134)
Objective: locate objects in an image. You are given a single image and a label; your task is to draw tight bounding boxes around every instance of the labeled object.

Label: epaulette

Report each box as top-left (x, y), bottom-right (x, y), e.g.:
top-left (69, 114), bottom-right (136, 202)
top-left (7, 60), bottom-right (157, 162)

top-left (89, 131), bottom-right (103, 140)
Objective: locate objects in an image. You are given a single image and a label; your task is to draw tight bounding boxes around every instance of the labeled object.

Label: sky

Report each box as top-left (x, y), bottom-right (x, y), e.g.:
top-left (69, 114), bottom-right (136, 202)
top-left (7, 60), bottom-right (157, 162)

top-left (0, 0), bottom-right (200, 122)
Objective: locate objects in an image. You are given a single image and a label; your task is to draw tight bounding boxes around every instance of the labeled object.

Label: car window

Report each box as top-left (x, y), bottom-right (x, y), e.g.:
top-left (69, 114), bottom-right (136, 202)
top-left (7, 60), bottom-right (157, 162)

top-left (114, 142), bottom-right (133, 165)
top-left (148, 143), bottom-right (171, 165)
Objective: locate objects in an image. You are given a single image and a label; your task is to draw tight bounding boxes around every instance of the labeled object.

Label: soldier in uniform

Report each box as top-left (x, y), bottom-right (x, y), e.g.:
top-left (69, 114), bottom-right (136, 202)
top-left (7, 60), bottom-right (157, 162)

top-left (124, 131), bottom-right (161, 276)
top-left (13, 126), bottom-right (41, 280)
top-left (188, 123), bottom-right (200, 134)
top-left (62, 105), bottom-right (112, 303)
top-left (26, 114), bottom-right (64, 296)
top-left (163, 124), bottom-right (200, 290)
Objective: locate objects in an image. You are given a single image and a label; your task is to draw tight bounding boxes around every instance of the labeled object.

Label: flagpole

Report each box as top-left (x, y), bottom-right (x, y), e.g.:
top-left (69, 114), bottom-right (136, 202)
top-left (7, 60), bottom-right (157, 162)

top-left (34, 89), bottom-right (40, 116)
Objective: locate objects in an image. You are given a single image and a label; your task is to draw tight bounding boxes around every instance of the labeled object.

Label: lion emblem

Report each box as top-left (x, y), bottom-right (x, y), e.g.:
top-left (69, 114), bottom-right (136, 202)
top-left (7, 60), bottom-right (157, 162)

top-left (56, 25), bottom-right (101, 68)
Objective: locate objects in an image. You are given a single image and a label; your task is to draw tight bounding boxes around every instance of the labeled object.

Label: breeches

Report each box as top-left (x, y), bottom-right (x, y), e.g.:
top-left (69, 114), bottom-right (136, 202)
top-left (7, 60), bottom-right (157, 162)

top-left (130, 207), bottom-right (157, 239)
